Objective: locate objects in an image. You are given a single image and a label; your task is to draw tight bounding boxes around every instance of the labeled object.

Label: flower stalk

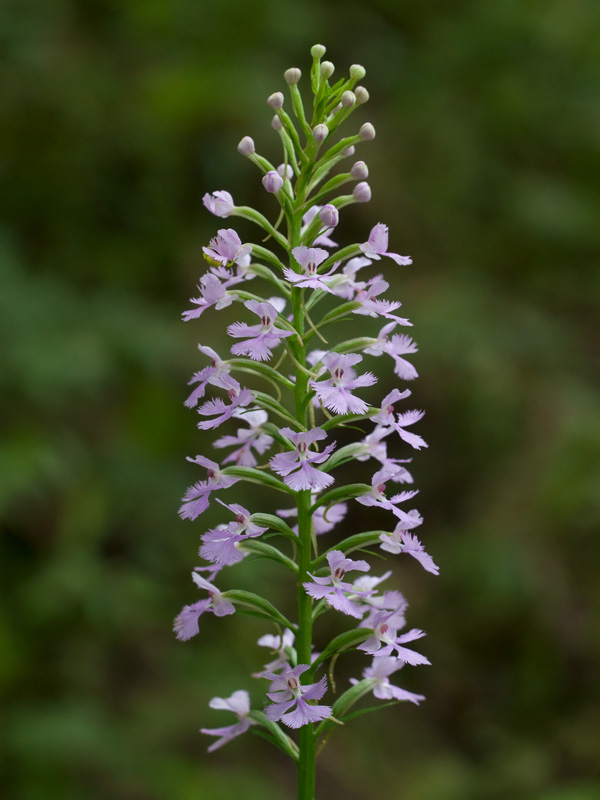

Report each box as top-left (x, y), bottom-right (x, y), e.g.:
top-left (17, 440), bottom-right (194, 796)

top-left (174, 44), bottom-right (438, 800)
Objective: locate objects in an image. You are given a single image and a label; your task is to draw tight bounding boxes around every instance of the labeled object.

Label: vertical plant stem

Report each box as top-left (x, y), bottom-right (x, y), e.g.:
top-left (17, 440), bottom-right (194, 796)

top-left (290, 197), bottom-right (317, 797)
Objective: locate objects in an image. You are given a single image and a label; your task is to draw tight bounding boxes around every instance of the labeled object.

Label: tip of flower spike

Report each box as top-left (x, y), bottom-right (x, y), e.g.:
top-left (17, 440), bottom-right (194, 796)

top-left (350, 64), bottom-right (366, 81)
top-left (355, 86), bottom-right (370, 105)
top-left (313, 123), bottom-right (329, 143)
top-left (351, 161), bottom-right (369, 180)
top-left (262, 170), bottom-right (284, 193)
top-left (353, 182), bottom-right (371, 203)
top-left (341, 90), bottom-right (356, 108)
top-left (320, 61), bottom-right (335, 79)
top-left (284, 67), bottom-right (301, 85)
top-left (267, 92), bottom-right (284, 109)
top-left (311, 44), bottom-right (326, 59)
top-left (359, 122), bottom-right (376, 141)
top-left (237, 136), bottom-right (255, 156)
top-left (271, 115), bottom-right (283, 130)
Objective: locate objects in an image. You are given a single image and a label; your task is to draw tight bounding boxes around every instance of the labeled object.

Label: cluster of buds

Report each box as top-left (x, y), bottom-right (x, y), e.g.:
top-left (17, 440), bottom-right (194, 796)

top-left (174, 44), bottom-right (437, 789)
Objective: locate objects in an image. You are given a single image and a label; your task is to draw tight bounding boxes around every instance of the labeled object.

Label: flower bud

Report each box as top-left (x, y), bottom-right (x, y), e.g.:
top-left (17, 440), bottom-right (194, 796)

top-left (349, 64), bottom-right (366, 81)
top-left (262, 170), bottom-right (284, 193)
top-left (353, 181), bottom-right (371, 202)
top-left (351, 161), bottom-right (369, 180)
top-left (341, 90), bottom-right (356, 108)
top-left (237, 136), bottom-right (255, 155)
top-left (318, 204), bottom-right (339, 228)
top-left (359, 122), bottom-right (376, 141)
top-left (342, 145), bottom-right (356, 157)
top-left (267, 92), bottom-right (284, 109)
top-left (313, 123), bottom-right (329, 143)
top-left (271, 115), bottom-right (283, 130)
top-left (311, 44), bottom-right (326, 59)
top-left (277, 163), bottom-right (294, 180)
top-left (284, 68), bottom-right (301, 85)
top-left (320, 61), bottom-right (335, 79)
top-left (355, 86), bottom-right (369, 104)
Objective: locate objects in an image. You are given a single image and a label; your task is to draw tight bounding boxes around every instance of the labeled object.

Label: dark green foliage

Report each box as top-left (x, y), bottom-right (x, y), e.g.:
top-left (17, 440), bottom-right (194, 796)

top-left (1, 1), bottom-right (599, 798)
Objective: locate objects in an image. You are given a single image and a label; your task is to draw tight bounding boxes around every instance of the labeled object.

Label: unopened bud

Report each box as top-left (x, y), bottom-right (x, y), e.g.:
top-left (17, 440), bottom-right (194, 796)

top-left (353, 182), bottom-right (371, 202)
top-left (320, 61), bottom-right (335, 79)
top-left (359, 122), bottom-right (376, 141)
top-left (341, 90), bottom-right (356, 108)
top-left (262, 170), bottom-right (284, 193)
top-left (271, 115), bottom-right (282, 130)
top-left (342, 145), bottom-right (356, 157)
top-left (311, 44), bottom-right (326, 59)
top-left (349, 64), bottom-right (366, 81)
top-left (237, 136), bottom-right (255, 155)
top-left (267, 92), bottom-right (284, 109)
top-left (277, 163), bottom-right (294, 180)
top-left (351, 161), bottom-right (369, 180)
top-left (313, 123), bottom-right (329, 143)
top-left (319, 204), bottom-right (339, 228)
top-left (284, 68), bottom-right (301, 85)
top-left (355, 86), bottom-right (369, 104)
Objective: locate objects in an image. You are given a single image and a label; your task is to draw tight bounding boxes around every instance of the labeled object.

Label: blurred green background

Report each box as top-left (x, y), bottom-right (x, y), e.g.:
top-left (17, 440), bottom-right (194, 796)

top-left (1, 1), bottom-right (599, 798)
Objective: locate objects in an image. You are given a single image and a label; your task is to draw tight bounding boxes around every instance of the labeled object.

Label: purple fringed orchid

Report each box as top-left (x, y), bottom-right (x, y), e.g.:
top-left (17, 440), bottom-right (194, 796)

top-left (253, 628), bottom-right (296, 676)
top-left (228, 299), bottom-right (294, 362)
top-left (178, 456), bottom-right (239, 520)
top-left (213, 409), bottom-right (274, 466)
top-left (356, 468), bottom-right (420, 522)
top-left (199, 500), bottom-right (268, 565)
top-left (353, 278), bottom-right (411, 325)
top-left (200, 690), bottom-right (256, 751)
top-left (196, 384), bottom-right (255, 430)
top-left (173, 571), bottom-right (235, 641)
top-left (380, 524), bottom-right (439, 576)
top-left (330, 256), bottom-right (371, 300)
top-left (374, 389), bottom-right (428, 450)
top-left (358, 611), bottom-right (430, 665)
top-left (359, 223), bottom-right (412, 266)
top-left (351, 657), bottom-right (425, 704)
top-left (184, 346), bottom-right (237, 408)
top-left (270, 427), bottom-right (335, 491)
top-left (310, 352), bottom-right (377, 415)
top-left (264, 665), bottom-right (332, 729)
top-left (283, 246), bottom-right (340, 292)
top-left (203, 190), bottom-right (235, 218)
top-left (364, 324), bottom-right (419, 381)
top-left (182, 273), bottom-right (238, 322)
top-left (304, 551), bottom-right (371, 618)
top-left (203, 228), bottom-right (252, 266)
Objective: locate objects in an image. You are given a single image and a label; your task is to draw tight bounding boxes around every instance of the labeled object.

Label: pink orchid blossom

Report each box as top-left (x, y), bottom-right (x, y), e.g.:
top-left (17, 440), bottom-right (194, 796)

top-left (359, 223), bottom-right (412, 265)
top-left (358, 612), bottom-right (430, 665)
top-left (374, 389), bottom-right (428, 450)
top-left (351, 657), bottom-right (425, 704)
top-left (203, 228), bottom-right (252, 266)
top-left (284, 246), bottom-right (340, 292)
top-left (178, 456), bottom-right (239, 520)
top-left (264, 665), bottom-right (332, 728)
top-left (213, 409), bottom-right (274, 466)
top-left (199, 500), bottom-right (267, 565)
top-left (184, 346), bottom-right (237, 408)
top-left (202, 190), bottom-right (235, 218)
top-left (228, 299), bottom-right (294, 362)
top-left (173, 571), bottom-right (235, 641)
top-left (277, 498), bottom-right (347, 535)
top-left (270, 427), bottom-right (335, 491)
top-left (200, 690), bottom-right (256, 751)
top-left (196, 384), bottom-right (255, 430)
top-left (182, 273), bottom-right (238, 321)
top-left (304, 551), bottom-right (371, 618)
top-left (356, 468), bottom-right (420, 522)
top-left (353, 278), bottom-right (411, 324)
top-left (364, 323), bottom-right (419, 380)
top-left (310, 352), bottom-right (377, 415)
